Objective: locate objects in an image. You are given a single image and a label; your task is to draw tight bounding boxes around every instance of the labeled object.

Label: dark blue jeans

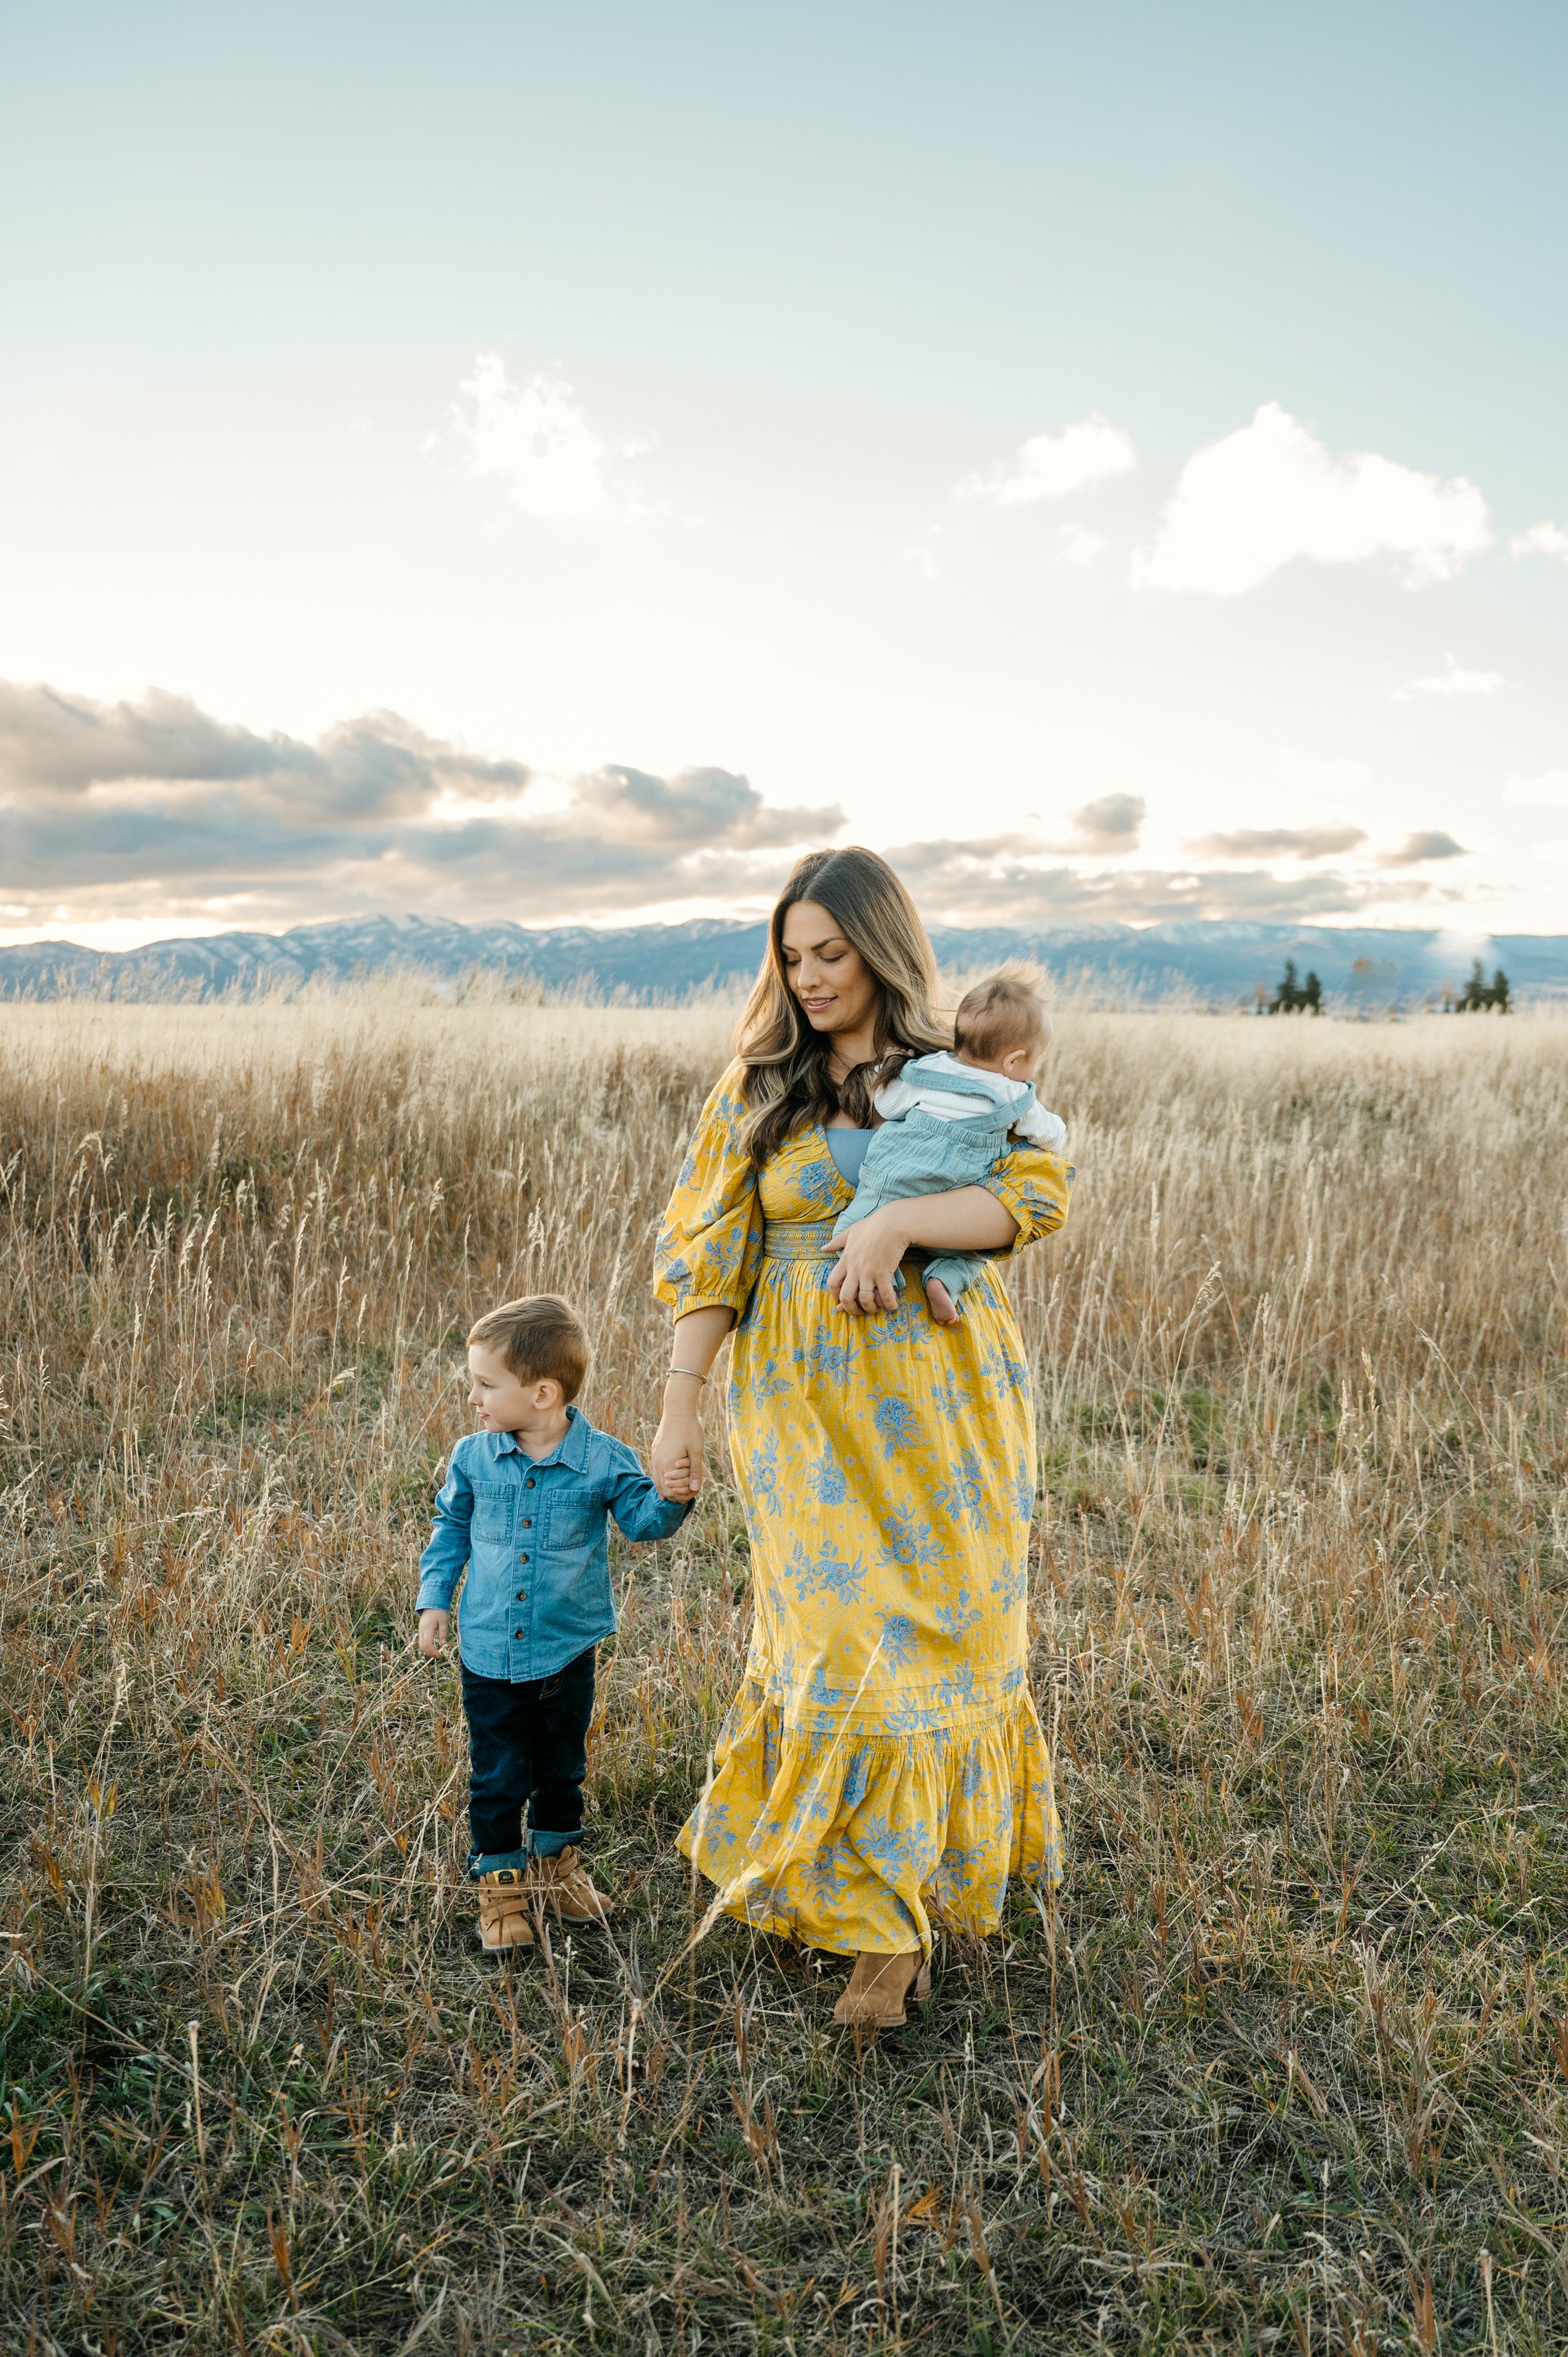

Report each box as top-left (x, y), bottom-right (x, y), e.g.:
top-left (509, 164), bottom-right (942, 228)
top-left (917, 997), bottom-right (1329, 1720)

top-left (461, 1645), bottom-right (596, 1875)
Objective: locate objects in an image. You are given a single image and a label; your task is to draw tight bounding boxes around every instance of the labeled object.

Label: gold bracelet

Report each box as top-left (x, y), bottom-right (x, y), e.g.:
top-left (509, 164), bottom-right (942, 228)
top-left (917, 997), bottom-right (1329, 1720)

top-left (665, 1367), bottom-right (707, 1385)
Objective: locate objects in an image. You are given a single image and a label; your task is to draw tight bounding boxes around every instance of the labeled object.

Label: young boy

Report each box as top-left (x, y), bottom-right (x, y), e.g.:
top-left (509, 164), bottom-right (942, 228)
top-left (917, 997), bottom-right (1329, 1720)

top-left (833, 966), bottom-right (1066, 1326)
top-left (416, 1292), bottom-right (691, 1952)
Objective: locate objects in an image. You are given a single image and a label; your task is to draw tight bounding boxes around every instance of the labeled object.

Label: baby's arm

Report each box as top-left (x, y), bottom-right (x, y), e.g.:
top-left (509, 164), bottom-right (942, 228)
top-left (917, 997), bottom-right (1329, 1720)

top-left (416, 1444), bottom-right (474, 1654)
top-left (1012, 1100), bottom-right (1067, 1151)
top-left (872, 1074), bottom-right (917, 1120)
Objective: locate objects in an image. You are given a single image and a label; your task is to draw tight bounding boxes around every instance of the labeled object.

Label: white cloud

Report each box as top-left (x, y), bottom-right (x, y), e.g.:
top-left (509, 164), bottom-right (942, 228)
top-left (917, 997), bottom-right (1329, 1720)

top-left (441, 352), bottom-right (647, 521)
top-left (1049, 793), bottom-right (1146, 855)
top-left (883, 836), bottom-right (1444, 925)
top-left (1374, 829), bottom-right (1468, 867)
top-left (958, 415), bottom-right (1136, 507)
top-left (1188, 825), bottom-right (1368, 862)
top-left (1512, 522), bottom-right (1568, 562)
top-left (1504, 769), bottom-right (1568, 809)
top-left (1132, 401), bottom-right (1492, 595)
top-left (1058, 524), bottom-right (1107, 565)
top-left (0, 676), bottom-right (847, 921)
top-left (1395, 654), bottom-right (1510, 700)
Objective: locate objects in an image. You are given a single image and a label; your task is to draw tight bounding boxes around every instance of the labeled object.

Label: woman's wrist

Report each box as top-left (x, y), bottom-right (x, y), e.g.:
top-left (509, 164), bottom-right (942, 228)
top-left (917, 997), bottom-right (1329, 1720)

top-left (666, 1305), bottom-right (732, 1391)
top-left (871, 1202), bottom-right (914, 1255)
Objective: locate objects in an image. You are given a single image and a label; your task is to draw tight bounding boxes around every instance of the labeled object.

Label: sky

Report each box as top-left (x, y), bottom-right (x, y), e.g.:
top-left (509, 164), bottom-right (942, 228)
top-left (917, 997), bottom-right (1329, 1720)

top-left (3, 0), bottom-right (1567, 949)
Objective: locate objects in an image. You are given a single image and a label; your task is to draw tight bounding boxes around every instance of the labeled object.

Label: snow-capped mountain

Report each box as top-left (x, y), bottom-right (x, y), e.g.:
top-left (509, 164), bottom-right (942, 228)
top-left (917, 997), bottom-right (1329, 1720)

top-left (1, 913), bottom-right (1564, 1004)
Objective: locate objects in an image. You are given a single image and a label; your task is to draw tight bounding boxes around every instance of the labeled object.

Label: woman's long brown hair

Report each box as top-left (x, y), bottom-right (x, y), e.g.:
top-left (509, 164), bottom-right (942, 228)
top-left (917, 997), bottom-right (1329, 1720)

top-left (735, 846), bottom-right (951, 1168)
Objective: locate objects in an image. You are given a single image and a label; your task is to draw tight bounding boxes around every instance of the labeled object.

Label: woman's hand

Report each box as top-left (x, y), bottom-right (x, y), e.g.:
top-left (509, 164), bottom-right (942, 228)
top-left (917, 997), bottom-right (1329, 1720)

top-left (652, 1307), bottom-right (733, 1491)
top-left (417, 1608), bottom-right (449, 1658)
top-left (827, 1205), bottom-right (912, 1316)
top-left (652, 1403), bottom-right (705, 1498)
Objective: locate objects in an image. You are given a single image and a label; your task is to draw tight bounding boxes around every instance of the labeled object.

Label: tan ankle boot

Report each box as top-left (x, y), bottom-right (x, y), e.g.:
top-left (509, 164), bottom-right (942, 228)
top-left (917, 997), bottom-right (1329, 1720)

top-left (475, 1868), bottom-right (535, 1951)
top-left (530, 1848), bottom-right (610, 1926)
top-left (833, 1949), bottom-right (930, 2029)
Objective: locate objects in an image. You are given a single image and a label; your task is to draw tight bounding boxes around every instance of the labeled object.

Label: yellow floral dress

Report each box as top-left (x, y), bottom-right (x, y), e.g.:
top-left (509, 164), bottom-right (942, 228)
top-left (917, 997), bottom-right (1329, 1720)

top-left (654, 1060), bottom-right (1074, 1957)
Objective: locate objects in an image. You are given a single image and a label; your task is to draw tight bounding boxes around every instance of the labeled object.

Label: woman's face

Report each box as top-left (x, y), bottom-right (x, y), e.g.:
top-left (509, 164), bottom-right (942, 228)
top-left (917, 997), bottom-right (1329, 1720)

top-left (779, 899), bottom-right (880, 1043)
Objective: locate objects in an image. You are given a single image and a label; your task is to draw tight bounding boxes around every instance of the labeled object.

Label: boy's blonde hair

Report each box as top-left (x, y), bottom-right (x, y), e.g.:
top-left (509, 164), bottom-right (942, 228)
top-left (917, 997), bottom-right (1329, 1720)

top-left (467, 1294), bottom-right (590, 1403)
top-left (953, 964), bottom-right (1051, 1063)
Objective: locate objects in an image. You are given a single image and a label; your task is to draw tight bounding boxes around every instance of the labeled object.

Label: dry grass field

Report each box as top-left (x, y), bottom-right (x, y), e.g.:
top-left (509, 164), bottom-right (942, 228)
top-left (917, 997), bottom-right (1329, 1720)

top-left (3, 990), bottom-right (1568, 2354)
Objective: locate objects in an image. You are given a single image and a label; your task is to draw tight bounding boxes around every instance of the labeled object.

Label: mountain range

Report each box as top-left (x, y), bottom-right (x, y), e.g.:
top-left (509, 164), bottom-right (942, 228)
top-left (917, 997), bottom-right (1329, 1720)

top-left (2, 913), bottom-right (1565, 1005)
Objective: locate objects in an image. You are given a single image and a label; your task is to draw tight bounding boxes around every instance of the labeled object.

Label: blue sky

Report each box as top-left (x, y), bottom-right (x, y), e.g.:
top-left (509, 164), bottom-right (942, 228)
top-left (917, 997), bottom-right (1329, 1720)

top-left (3, 1), bottom-right (1567, 943)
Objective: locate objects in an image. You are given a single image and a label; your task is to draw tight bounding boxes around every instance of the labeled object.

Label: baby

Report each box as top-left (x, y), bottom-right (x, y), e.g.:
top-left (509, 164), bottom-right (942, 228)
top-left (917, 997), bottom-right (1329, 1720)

top-left (832, 966), bottom-right (1066, 1325)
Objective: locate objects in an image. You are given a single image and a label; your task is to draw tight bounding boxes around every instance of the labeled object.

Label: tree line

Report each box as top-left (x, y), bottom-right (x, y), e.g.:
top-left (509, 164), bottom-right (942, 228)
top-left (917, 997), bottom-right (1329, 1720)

top-left (1262, 957), bottom-right (1510, 1014)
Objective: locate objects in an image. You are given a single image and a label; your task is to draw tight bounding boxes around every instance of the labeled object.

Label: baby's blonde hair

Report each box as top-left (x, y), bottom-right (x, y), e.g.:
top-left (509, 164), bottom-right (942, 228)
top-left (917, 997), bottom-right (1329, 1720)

top-left (953, 964), bottom-right (1051, 1063)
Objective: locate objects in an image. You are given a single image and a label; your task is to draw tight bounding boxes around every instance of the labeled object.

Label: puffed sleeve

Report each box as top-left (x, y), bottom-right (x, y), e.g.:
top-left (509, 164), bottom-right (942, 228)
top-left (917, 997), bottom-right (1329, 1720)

top-left (982, 1140), bottom-right (1075, 1257)
top-left (653, 1060), bottom-right (765, 1319)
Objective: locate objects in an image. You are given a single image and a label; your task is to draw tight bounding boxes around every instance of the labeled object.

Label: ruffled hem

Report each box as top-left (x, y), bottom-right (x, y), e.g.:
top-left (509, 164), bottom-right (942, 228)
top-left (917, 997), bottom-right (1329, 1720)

top-left (676, 1678), bottom-right (1062, 1956)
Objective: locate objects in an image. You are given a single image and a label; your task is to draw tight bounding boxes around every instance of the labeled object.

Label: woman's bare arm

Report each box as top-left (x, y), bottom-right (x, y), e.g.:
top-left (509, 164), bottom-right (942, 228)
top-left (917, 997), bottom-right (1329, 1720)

top-left (650, 1305), bottom-right (735, 1495)
top-left (827, 1188), bottom-right (1018, 1316)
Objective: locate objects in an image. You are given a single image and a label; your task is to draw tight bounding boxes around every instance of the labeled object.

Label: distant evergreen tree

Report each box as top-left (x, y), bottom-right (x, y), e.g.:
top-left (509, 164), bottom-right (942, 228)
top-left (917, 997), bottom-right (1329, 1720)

top-left (1269, 959), bottom-right (1322, 1014)
top-left (1457, 959), bottom-right (1511, 1012)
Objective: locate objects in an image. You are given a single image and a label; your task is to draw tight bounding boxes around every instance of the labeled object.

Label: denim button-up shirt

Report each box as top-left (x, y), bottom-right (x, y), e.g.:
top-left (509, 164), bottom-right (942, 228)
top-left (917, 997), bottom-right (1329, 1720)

top-left (416, 1407), bottom-right (691, 1681)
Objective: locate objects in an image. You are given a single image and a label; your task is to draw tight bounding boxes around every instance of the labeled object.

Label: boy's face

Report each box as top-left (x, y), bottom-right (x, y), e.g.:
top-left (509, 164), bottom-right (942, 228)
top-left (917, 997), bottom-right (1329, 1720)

top-left (467, 1343), bottom-right (562, 1433)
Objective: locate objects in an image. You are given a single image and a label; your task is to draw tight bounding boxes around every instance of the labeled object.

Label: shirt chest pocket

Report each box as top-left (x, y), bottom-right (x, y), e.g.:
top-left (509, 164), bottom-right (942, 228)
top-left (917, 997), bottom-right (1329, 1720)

top-left (543, 1490), bottom-right (602, 1551)
top-left (469, 1484), bottom-right (514, 1546)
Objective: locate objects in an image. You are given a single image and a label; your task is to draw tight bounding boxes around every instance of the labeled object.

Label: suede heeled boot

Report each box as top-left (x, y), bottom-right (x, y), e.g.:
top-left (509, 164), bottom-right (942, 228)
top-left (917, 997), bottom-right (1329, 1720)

top-left (833, 1949), bottom-right (930, 2029)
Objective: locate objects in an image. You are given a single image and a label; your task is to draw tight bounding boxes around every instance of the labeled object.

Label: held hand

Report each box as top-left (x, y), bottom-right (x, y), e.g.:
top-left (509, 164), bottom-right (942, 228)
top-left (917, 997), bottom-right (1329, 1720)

top-left (826, 1206), bottom-right (909, 1316)
top-left (652, 1405), bottom-right (705, 1499)
top-left (417, 1608), bottom-right (449, 1658)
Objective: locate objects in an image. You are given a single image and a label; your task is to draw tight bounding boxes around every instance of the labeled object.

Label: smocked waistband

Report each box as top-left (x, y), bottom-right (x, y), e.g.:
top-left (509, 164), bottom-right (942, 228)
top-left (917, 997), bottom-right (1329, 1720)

top-left (762, 1218), bottom-right (839, 1261)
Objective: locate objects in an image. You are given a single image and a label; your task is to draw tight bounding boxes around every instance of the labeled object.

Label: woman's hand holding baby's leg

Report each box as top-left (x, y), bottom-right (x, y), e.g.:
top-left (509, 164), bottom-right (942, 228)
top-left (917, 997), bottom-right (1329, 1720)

top-left (827, 1206), bottom-right (911, 1316)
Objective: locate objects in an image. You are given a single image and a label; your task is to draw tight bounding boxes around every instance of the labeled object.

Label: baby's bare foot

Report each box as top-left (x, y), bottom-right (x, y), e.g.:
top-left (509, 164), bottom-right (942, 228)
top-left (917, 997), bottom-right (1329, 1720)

top-left (925, 1277), bottom-right (959, 1325)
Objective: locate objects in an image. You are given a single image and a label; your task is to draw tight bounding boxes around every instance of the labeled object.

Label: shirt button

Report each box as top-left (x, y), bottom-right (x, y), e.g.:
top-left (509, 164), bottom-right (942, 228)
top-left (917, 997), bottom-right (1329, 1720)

top-left (516, 1590), bottom-right (527, 1601)
top-left (513, 1630), bottom-right (524, 1639)
top-left (518, 1553), bottom-right (529, 1564)
top-left (522, 1518), bottom-right (533, 1528)
top-left (525, 1478), bottom-right (536, 1489)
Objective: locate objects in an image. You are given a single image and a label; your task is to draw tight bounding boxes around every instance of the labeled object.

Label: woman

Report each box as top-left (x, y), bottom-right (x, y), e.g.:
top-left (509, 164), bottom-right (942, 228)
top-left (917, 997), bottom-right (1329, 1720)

top-left (650, 848), bottom-right (1073, 2029)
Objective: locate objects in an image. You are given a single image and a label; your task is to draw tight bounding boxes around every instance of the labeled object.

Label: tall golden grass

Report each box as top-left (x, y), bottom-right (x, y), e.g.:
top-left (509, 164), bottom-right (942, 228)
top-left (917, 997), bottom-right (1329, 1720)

top-left (3, 990), bottom-right (1567, 2352)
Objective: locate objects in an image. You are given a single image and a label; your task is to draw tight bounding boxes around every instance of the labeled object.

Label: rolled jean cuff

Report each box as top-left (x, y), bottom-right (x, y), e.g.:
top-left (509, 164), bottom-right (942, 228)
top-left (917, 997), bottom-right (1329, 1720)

top-left (530, 1826), bottom-right (581, 1859)
top-left (468, 1846), bottom-right (530, 1879)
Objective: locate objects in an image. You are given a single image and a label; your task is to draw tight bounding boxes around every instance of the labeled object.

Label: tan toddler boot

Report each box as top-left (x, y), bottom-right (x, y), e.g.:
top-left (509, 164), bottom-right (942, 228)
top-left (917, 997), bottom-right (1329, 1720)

top-left (475, 1867), bottom-right (535, 1951)
top-left (530, 1847), bottom-right (610, 1926)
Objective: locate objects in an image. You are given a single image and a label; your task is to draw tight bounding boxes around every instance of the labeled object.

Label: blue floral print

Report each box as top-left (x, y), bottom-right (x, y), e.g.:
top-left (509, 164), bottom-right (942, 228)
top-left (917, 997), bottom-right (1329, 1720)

top-left (652, 1063), bottom-right (1074, 1956)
